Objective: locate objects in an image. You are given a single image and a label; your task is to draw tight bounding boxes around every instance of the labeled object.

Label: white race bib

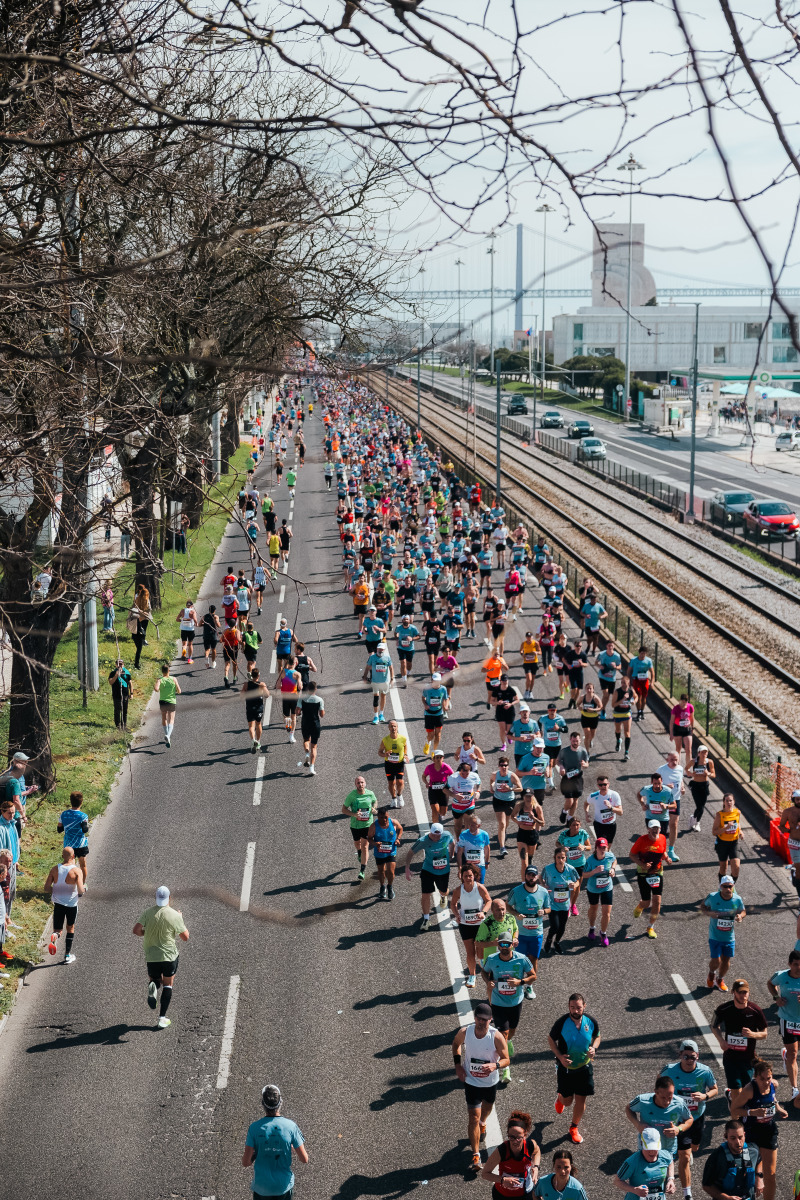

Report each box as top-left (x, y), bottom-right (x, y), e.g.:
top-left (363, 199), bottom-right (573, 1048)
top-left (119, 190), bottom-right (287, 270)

top-left (645, 874), bottom-right (661, 887)
top-left (715, 917), bottom-right (734, 931)
top-left (553, 888), bottom-right (569, 903)
top-left (522, 915), bottom-right (542, 930)
top-left (727, 1034), bottom-right (747, 1049)
top-left (497, 977), bottom-right (518, 996)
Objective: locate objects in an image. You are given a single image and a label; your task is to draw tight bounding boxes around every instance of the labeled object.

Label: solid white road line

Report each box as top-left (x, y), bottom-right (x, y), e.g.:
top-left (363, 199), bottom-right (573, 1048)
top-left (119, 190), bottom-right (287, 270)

top-left (215, 974), bottom-right (242, 1089)
top-left (274, 611), bottom-right (283, 630)
top-left (389, 686), bottom-right (503, 1152)
top-left (253, 750), bottom-right (267, 806)
top-left (279, 585), bottom-right (286, 604)
top-left (239, 842), bottom-right (256, 912)
top-left (282, 558), bottom-right (289, 574)
top-left (671, 973), bottom-right (724, 1064)
top-left (617, 871), bottom-right (632, 893)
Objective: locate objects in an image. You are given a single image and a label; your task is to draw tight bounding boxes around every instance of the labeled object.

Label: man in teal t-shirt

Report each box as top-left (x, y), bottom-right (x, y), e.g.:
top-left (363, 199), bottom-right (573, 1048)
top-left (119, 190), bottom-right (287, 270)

top-left (243, 1084), bottom-right (307, 1198)
top-left (404, 823), bottom-right (454, 930)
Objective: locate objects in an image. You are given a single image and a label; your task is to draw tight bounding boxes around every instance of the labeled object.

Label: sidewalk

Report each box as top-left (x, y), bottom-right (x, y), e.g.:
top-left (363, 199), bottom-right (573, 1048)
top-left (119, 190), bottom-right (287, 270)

top-left (651, 410), bottom-right (800, 478)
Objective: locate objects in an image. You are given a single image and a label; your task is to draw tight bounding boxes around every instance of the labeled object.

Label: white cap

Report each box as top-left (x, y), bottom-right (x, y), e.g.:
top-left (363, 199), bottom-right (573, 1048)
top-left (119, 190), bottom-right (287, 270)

top-left (11, 752), bottom-right (29, 762)
top-left (533, 737), bottom-right (545, 746)
top-left (647, 819), bottom-right (661, 830)
top-left (430, 822), bottom-right (444, 835)
top-left (433, 748), bottom-right (445, 757)
top-left (155, 885), bottom-right (170, 907)
top-left (518, 702), bottom-right (530, 711)
top-left (431, 672), bottom-right (442, 681)
top-left (793, 790), bottom-right (800, 800)
top-left (697, 744), bottom-right (708, 753)
top-left (640, 1128), bottom-right (661, 1151)
top-left (720, 875), bottom-right (735, 886)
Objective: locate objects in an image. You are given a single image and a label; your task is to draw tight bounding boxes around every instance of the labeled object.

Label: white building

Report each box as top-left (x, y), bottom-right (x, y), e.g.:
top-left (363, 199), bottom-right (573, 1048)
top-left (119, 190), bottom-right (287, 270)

top-left (553, 304), bottom-right (800, 385)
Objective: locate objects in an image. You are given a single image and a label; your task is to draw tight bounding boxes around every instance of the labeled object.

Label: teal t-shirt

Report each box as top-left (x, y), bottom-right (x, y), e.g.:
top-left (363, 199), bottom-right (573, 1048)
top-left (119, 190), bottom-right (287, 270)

top-left (705, 891), bottom-right (744, 943)
top-left (413, 831), bottom-right (454, 874)
top-left (771, 968), bottom-right (800, 1024)
top-left (556, 830), bottom-right (592, 869)
top-left (535, 1174), bottom-right (588, 1200)
top-left (641, 785), bottom-right (673, 822)
top-left (616, 1149), bottom-right (673, 1200)
top-left (630, 655), bottom-right (653, 679)
top-left (483, 949), bottom-right (533, 1007)
top-left (508, 883), bottom-right (550, 935)
top-left (661, 1060), bottom-right (717, 1118)
top-left (541, 862), bottom-right (580, 911)
top-left (367, 654), bottom-right (391, 684)
top-left (422, 685), bottom-right (448, 715)
top-left (584, 850), bottom-right (616, 893)
top-left (629, 1092), bottom-right (691, 1155)
top-left (245, 1115), bottom-right (304, 1197)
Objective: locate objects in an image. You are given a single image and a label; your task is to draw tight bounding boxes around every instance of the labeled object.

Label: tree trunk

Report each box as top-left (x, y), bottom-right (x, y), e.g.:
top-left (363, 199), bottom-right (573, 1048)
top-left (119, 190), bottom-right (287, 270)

top-left (5, 595), bottom-right (74, 787)
top-left (183, 413), bottom-right (211, 527)
top-left (124, 434), bottom-right (164, 609)
top-left (220, 396), bottom-right (240, 471)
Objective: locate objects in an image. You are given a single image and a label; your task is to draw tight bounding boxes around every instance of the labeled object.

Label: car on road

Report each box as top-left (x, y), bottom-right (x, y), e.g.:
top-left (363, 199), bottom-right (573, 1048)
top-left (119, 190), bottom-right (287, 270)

top-left (567, 419), bottom-right (594, 438)
top-left (775, 430), bottom-right (800, 452)
top-left (576, 437), bottom-right (607, 462)
top-left (507, 396), bottom-right (529, 415)
top-left (540, 410), bottom-right (564, 428)
top-left (742, 499), bottom-right (800, 539)
top-left (708, 489), bottom-right (755, 527)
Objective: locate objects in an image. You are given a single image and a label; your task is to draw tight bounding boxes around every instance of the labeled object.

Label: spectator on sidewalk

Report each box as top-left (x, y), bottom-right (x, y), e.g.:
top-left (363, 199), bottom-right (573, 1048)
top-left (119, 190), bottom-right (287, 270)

top-left (109, 659), bottom-right (133, 729)
top-left (101, 580), bottom-right (115, 632)
top-left (5, 751), bottom-right (37, 835)
top-left (119, 516), bottom-right (132, 559)
top-left (33, 566), bottom-right (52, 599)
top-left (178, 511), bottom-right (190, 554)
top-left (0, 857), bottom-right (9, 967)
top-left (129, 586), bottom-right (152, 669)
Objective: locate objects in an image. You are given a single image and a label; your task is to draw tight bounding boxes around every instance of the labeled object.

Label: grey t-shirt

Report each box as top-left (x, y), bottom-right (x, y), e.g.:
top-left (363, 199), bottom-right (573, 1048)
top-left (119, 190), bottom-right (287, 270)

top-left (556, 746), bottom-right (589, 778)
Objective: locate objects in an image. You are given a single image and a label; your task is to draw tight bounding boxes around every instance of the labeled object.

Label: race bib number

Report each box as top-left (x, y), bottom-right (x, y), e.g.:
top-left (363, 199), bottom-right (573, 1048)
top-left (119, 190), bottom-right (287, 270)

top-left (388, 753), bottom-right (400, 762)
top-left (724, 821), bottom-right (738, 833)
top-left (553, 888), bottom-right (569, 903)
top-left (786, 1021), bottom-right (800, 1035)
top-left (469, 1059), bottom-right (492, 1078)
top-left (500, 1176), bottom-right (523, 1192)
top-left (518, 814), bottom-right (535, 827)
top-left (566, 769), bottom-right (580, 779)
top-left (727, 1034), bottom-right (747, 1049)
top-left (601, 811), bottom-right (614, 823)
top-left (645, 874), bottom-right (661, 887)
top-left (431, 855), bottom-right (448, 870)
top-left (356, 809), bottom-right (371, 822)
top-left (594, 876), bottom-right (611, 889)
top-left (750, 1105), bottom-right (775, 1122)
top-left (465, 849), bottom-right (482, 863)
top-left (567, 847), bottom-right (582, 858)
top-left (463, 910), bottom-right (484, 925)
top-left (497, 977), bottom-right (518, 996)
top-left (430, 781), bottom-right (445, 790)
top-left (715, 917), bottom-right (734, 931)
top-left (546, 732), bottom-right (559, 742)
top-left (649, 802), bottom-right (663, 814)
top-left (522, 915), bottom-right (542, 930)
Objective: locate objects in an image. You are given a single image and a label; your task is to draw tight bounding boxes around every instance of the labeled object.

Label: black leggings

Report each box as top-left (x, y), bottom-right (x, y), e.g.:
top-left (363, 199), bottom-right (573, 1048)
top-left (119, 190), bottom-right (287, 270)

top-left (541, 643), bottom-right (553, 670)
top-left (593, 821), bottom-right (617, 845)
top-left (690, 781), bottom-right (709, 822)
top-left (132, 619), bottom-right (149, 668)
top-left (545, 910), bottom-right (568, 947)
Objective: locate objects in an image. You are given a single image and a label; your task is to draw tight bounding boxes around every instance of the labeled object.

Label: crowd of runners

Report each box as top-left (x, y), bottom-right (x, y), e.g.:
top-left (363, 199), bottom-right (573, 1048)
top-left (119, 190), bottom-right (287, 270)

top-left (29, 369), bottom-right (800, 1199)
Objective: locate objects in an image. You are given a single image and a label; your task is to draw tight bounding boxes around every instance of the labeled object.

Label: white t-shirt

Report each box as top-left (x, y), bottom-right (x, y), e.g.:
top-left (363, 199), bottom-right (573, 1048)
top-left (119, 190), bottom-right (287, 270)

top-left (659, 763), bottom-right (685, 796)
top-left (585, 788), bottom-right (622, 825)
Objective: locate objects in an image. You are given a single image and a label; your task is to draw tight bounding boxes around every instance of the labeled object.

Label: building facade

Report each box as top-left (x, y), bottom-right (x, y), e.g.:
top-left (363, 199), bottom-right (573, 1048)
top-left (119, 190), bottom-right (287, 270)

top-left (553, 305), bottom-right (799, 382)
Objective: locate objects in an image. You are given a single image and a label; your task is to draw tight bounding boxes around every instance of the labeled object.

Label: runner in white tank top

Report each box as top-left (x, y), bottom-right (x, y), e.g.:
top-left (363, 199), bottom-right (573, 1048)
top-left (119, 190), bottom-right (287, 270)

top-left (44, 848), bottom-right (84, 963)
top-left (453, 1004), bottom-right (508, 1173)
top-left (451, 866), bottom-right (491, 989)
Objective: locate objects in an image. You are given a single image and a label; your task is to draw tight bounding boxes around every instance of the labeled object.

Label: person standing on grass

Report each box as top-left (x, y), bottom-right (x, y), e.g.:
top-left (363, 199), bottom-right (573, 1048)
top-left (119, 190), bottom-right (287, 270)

top-left (153, 662), bottom-right (180, 747)
top-left (108, 658), bottom-right (133, 730)
top-left (133, 885), bottom-right (189, 1030)
top-left (58, 792), bottom-right (90, 883)
top-left (44, 847), bottom-right (85, 964)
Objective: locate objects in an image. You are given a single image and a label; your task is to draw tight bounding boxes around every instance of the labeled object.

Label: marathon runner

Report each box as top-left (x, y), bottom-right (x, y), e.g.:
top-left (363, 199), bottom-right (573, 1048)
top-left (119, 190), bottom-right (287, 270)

top-left (369, 805), bottom-right (403, 900)
top-left (701, 876), bottom-right (746, 992)
top-left (378, 718), bottom-right (408, 807)
top-left (583, 837), bottom-right (616, 946)
top-left (153, 662), bottom-right (181, 747)
top-left (482, 932), bottom-right (535, 1081)
top-left (44, 847), bottom-right (85, 963)
top-left (403, 822), bottom-right (455, 930)
top-left (341, 775), bottom-right (379, 881)
top-left (630, 821), bottom-right (669, 939)
top-left (133, 885), bottom-right (189, 1030)
top-left (766, 951), bottom-right (800, 1101)
top-left (241, 668), bottom-right (269, 753)
top-left (508, 864), bottom-right (550, 997)
top-left (547, 993), bottom-right (601, 1145)
top-left (451, 1002), bottom-right (509, 1172)
top-left (661, 1039), bottom-right (719, 1195)
top-left (450, 865), bottom-right (491, 989)
top-left (298, 681), bottom-right (324, 775)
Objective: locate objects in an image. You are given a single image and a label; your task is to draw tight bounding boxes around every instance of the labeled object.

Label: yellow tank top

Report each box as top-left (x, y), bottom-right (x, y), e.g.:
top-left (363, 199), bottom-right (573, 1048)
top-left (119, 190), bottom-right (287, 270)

top-left (521, 639), bottom-right (539, 664)
top-left (269, 534), bottom-right (280, 554)
top-left (717, 807), bottom-right (740, 841)
top-left (381, 735), bottom-right (406, 762)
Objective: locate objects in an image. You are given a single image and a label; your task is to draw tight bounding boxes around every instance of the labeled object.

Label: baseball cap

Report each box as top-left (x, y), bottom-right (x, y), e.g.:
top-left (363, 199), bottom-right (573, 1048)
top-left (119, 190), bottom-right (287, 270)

top-left (697, 745), bottom-right (708, 753)
top-left (430, 822), bottom-right (444, 835)
top-left (647, 819), bottom-right (661, 830)
top-left (680, 1039), bottom-right (699, 1053)
top-left (720, 874), bottom-right (735, 886)
top-left (433, 748), bottom-right (445, 757)
top-left (498, 933), bottom-right (514, 946)
top-left (431, 672), bottom-right (442, 681)
top-left (11, 752), bottom-right (29, 762)
top-left (474, 1002), bottom-right (493, 1020)
top-left (640, 1128), bottom-right (661, 1151)
top-left (261, 1084), bottom-right (282, 1112)
top-left (547, 701), bottom-right (557, 708)
top-left (595, 837), bottom-right (608, 848)
top-left (518, 701), bottom-right (531, 712)
top-left (793, 790), bottom-right (800, 800)
top-left (524, 863), bottom-right (539, 876)
top-left (368, 604), bottom-right (377, 611)
top-left (155, 885), bottom-right (170, 907)
top-left (533, 736), bottom-right (545, 745)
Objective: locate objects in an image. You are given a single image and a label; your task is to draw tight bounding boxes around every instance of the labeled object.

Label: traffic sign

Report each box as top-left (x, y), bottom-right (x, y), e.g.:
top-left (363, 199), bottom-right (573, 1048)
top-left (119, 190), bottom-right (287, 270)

top-left (758, 371), bottom-right (771, 384)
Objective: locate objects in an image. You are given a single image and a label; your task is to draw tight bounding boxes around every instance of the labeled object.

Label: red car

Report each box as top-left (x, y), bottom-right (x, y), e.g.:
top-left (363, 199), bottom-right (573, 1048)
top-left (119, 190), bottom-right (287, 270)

top-left (742, 499), bottom-right (800, 539)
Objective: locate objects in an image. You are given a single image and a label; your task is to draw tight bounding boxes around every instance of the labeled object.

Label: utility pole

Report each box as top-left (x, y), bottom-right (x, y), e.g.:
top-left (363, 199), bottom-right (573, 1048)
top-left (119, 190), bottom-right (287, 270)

top-left (211, 407), bottom-right (222, 482)
top-left (488, 233), bottom-right (497, 380)
top-left (496, 370), bottom-right (502, 503)
top-left (537, 204), bottom-right (555, 415)
top-left (455, 257), bottom-right (465, 406)
top-left (417, 263), bottom-right (425, 431)
top-left (618, 153), bottom-right (644, 421)
top-left (514, 224), bottom-right (524, 333)
top-left (688, 302), bottom-right (700, 520)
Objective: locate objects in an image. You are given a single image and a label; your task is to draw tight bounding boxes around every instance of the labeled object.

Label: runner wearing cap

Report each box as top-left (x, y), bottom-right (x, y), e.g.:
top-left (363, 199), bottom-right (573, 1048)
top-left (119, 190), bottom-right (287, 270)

top-left (132, 885), bottom-right (189, 1029)
top-left (511, 789), bottom-right (545, 879)
top-left (584, 776), bottom-right (623, 846)
top-left (508, 865), bottom-right (550, 997)
top-left (767, 951), bottom-right (800, 1101)
top-left (612, 1128), bottom-right (675, 1199)
top-left (362, 605), bottom-right (386, 656)
top-left (778, 792), bottom-right (800, 898)
top-left (422, 749), bottom-right (454, 825)
top-left (701, 877), bottom-right (746, 991)
top-left (583, 836), bottom-right (617, 946)
top-left (452, 1001), bottom-right (509, 1172)
top-left (630, 821), bottom-right (669, 939)
top-left (661, 1040), bottom-right (718, 1195)
top-left (482, 933), bottom-right (535, 1081)
top-left (421, 672), bottom-right (449, 756)
top-left (516, 738), bottom-right (550, 805)
top-left (450, 865), bottom-right (492, 988)
top-left (490, 756), bottom-right (522, 858)
top-left (686, 746), bottom-right (716, 833)
top-left (362, 640), bottom-right (394, 725)
top-left (510, 704), bottom-right (540, 769)
top-left (446, 760), bottom-right (482, 839)
top-left (403, 822), bottom-right (455, 930)
top-left (4, 752), bottom-right (37, 834)
top-left (242, 1084), bottom-right (308, 1199)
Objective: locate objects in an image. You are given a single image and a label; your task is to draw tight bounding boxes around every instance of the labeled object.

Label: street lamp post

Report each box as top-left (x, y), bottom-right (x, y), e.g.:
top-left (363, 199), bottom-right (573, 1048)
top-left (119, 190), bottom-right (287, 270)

top-left (488, 233), bottom-right (496, 380)
top-left (688, 302), bottom-right (700, 520)
top-left (417, 264), bottom-right (425, 431)
top-left (617, 153), bottom-right (644, 421)
top-left (455, 257), bottom-right (465, 405)
top-left (536, 204), bottom-right (555, 420)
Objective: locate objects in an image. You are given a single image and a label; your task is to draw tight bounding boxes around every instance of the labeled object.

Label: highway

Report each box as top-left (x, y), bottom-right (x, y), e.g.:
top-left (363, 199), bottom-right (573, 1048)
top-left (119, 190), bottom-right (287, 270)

top-left (1, 418), bottom-right (798, 1200)
top-left (396, 368), bottom-right (800, 510)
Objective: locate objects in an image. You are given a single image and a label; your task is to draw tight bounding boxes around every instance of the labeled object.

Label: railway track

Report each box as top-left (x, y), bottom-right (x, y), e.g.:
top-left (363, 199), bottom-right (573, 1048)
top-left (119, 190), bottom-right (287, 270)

top-left (384, 376), bottom-right (800, 760)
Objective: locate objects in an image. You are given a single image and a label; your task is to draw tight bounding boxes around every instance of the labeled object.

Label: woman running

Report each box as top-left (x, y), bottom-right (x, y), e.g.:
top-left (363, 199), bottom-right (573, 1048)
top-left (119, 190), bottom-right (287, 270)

top-left (202, 604), bottom-right (221, 669)
top-left (276, 655), bottom-right (302, 743)
top-left (731, 1059), bottom-right (787, 1200)
top-left (153, 662), bottom-right (181, 748)
top-left (612, 678), bottom-right (634, 762)
top-left (579, 683), bottom-right (602, 757)
top-left (687, 745), bottom-right (716, 832)
top-left (481, 1109), bottom-right (540, 1197)
top-left (490, 756), bottom-right (522, 859)
top-left (512, 790), bottom-right (545, 880)
top-left (450, 865), bottom-right (491, 990)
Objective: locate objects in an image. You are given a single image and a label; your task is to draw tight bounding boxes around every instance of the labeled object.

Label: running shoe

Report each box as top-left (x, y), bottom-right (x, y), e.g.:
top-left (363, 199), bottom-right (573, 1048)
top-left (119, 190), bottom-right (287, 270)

top-left (212, 660), bottom-right (217, 669)
top-left (371, 715), bottom-right (380, 724)
top-left (64, 953), bottom-right (76, 964)
top-left (507, 1039), bottom-right (514, 1056)
top-left (466, 974), bottom-right (476, 988)
top-left (717, 979), bottom-right (729, 992)
top-left (600, 935), bottom-right (609, 948)
top-left (570, 903), bottom-right (579, 916)
top-left (358, 868), bottom-right (365, 880)
top-left (559, 811), bottom-right (567, 824)
top-left (420, 916), bottom-right (430, 931)
top-left (397, 797), bottom-right (405, 807)
top-left (378, 712), bottom-right (386, 722)
top-left (187, 658), bottom-right (193, 665)
top-left (588, 928), bottom-right (597, 941)
top-left (288, 733), bottom-right (296, 743)
top-left (524, 985), bottom-right (536, 999)
top-left (568, 1126), bottom-right (583, 1145)
top-left (379, 886), bottom-right (387, 900)
top-left (387, 886), bottom-right (395, 899)
top-left (471, 1153), bottom-right (482, 1172)
top-left (622, 753), bottom-right (629, 762)
top-left (308, 765), bottom-right (316, 775)
top-left (706, 973), bottom-right (716, 989)
top-left (667, 847), bottom-right (680, 862)
top-left (633, 903), bottom-right (644, 919)
top-left (157, 1017), bottom-right (171, 1029)
top-left (554, 1097), bottom-right (565, 1115)
top-left (48, 934), bottom-right (57, 956)
top-left (423, 741), bottom-right (431, 755)
top-left (148, 982), bottom-right (158, 1009)
top-left (499, 847), bottom-right (508, 858)
top-left (500, 1066), bottom-right (512, 1083)
top-left (646, 926), bottom-right (658, 939)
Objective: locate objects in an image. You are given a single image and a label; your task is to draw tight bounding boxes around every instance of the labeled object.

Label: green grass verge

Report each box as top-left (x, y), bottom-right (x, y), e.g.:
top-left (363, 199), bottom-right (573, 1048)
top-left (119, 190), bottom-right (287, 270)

top-left (0, 445), bottom-right (252, 1012)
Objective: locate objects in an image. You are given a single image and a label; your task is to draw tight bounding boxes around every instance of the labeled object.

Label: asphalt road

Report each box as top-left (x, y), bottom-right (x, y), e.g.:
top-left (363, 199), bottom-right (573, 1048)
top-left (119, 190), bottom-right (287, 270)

top-left (398, 368), bottom-right (800, 508)
top-left (1, 418), bottom-right (799, 1200)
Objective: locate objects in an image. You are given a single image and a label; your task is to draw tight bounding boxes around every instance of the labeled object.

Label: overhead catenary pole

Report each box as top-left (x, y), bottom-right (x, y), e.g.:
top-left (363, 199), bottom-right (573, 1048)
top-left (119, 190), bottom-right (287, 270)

top-left (417, 263), bottom-right (425, 431)
top-left (496, 369), bottom-right (502, 503)
top-left (537, 204), bottom-right (555, 416)
top-left (618, 153), bottom-right (644, 421)
top-left (515, 224), bottom-right (524, 333)
top-left (689, 301), bottom-right (700, 519)
top-left (488, 232), bottom-right (496, 380)
top-left (455, 256), bottom-right (465, 406)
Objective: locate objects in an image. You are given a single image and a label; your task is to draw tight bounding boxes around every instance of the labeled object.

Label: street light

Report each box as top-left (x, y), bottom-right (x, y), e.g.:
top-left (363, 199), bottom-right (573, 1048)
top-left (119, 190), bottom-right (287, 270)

top-left (617, 153), bottom-right (644, 421)
top-left (488, 233), bottom-right (497, 380)
top-left (688, 302), bottom-right (700, 520)
top-left (536, 203), bottom-right (555, 432)
top-left (455, 257), bottom-right (465, 405)
top-left (417, 263), bottom-right (425, 430)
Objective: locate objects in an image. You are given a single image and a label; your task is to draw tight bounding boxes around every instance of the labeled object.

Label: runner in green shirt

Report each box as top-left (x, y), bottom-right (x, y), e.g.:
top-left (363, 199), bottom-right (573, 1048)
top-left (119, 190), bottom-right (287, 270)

top-left (133, 885), bottom-right (189, 1029)
top-left (286, 468), bottom-right (297, 497)
top-left (153, 663), bottom-right (181, 747)
top-left (475, 897), bottom-right (519, 966)
top-left (341, 775), bottom-right (379, 881)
